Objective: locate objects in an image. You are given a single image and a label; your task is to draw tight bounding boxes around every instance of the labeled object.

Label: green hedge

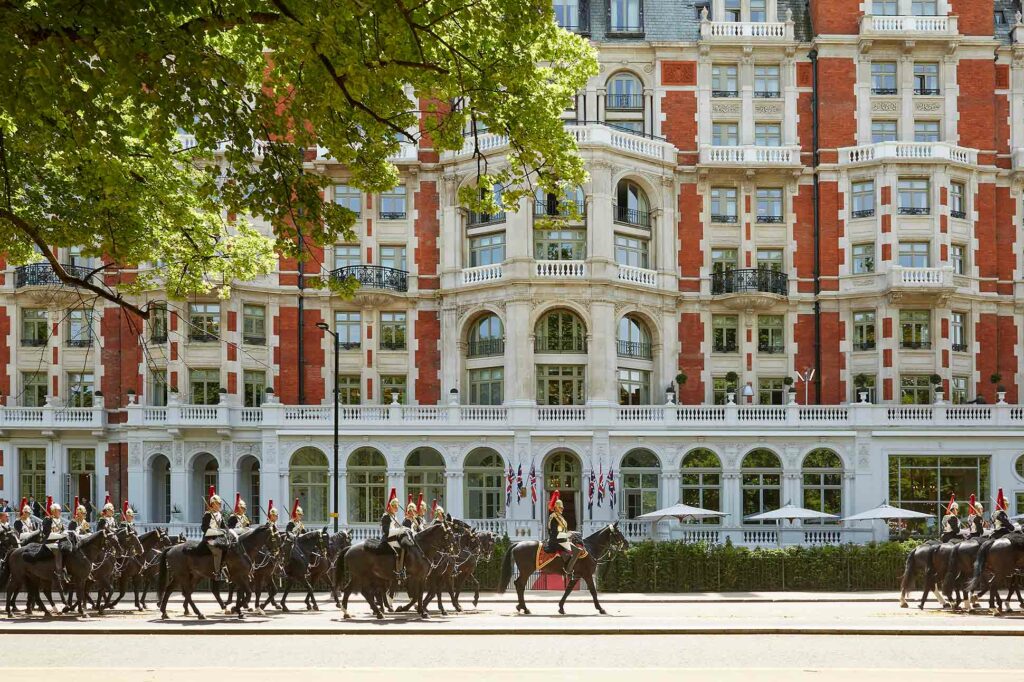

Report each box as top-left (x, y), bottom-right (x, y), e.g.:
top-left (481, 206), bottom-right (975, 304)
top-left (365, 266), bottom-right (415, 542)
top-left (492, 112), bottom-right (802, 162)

top-left (594, 539), bottom-right (921, 592)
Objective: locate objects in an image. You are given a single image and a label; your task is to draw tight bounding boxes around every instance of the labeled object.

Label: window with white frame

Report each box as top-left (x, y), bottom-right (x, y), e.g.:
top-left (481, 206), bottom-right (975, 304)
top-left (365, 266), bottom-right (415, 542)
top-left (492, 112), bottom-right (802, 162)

top-left (379, 186), bottom-right (407, 220)
top-left (754, 123), bottom-right (781, 147)
top-left (189, 303), bottom-right (220, 341)
top-left (912, 0), bottom-right (937, 17)
top-left (873, 0), bottom-right (897, 15)
top-left (337, 375), bottom-right (361, 405)
top-left (852, 373), bottom-right (877, 403)
top-left (242, 305), bottom-right (266, 345)
top-left (711, 65), bottom-right (738, 97)
top-left (67, 372), bottom-right (95, 408)
top-left (852, 180), bottom-right (875, 218)
top-left (853, 243), bottom-right (876, 274)
top-left (189, 369), bottom-right (220, 405)
top-left (681, 449), bottom-right (722, 524)
top-left (334, 184), bottom-right (362, 215)
top-left (871, 62), bottom-right (898, 95)
top-left (724, 0), bottom-right (741, 21)
top-left (710, 187), bottom-right (738, 223)
top-left (755, 188), bottom-right (783, 223)
top-left (469, 368), bottom-right (504, 405)
top-left (753, 65), bottom-right (780, 97)
top-left (950, 182), bottom-right (966, 219)
top-left (951, 376), bottom-right (969, 405)
top-left (951, 311), bottom-right (968, 353)
top-left (380, 312), bottom-right (407, 351)
top-left (614, 234), bottom-right (649, 268)
top-left (21, 308), bottom-right (48, 347)
top-left (620, 449), bottom-right (660, 519)
top-left (913, 63), bottom-right (940, 95)
top-left (871, 120), bottom-right (897, 143)
top-left (756, 249), bottom-right (783, 272)
top-left (900, 375), bottom-right (932, 405)
top-left (334, 311), bottom-right (361, 350)
top-left (711, 248), bottom-right (738, 274)
top-left (535, 229), bottom-right (586, 261)
top-left (712, 122), bottom-right (738, 146)
top-left (606, 73), bottom-right (643, 110)
top-left (22, 371), bottom-right (47, 407)
top-left (757, 315), bottom-right (784, 354)
top-left (898, 179), bottom-right (930, 215)
top-left (470, 233), bottom-right (506, 267)
top-left (712, 315), bottom-right (739, 353)
top-left (899, 310), bottom-right (931, 349)
top-left (758, 378), bottom-right (786, 405)
top-left (536, 364), bottom-right (585, 405)
top-left (150, 305), bottom-right (168, 343)
top-left (951, 243), bottom-right (966, 275)
top-left (66, 309), bottom-right (93, 347)
top-left (380, 375), bottom-right (407, 404)
top-left (609, 0), bottom-right (642, 33)
top-left (243, 370), bottom-right (266, 408)
top-left (380, 245), bottom-right (407, 271)
top-left (334, 245), bottom-right (361, 268)
top-left (617, 368), bottom-right (651, 406)
top-left (853, 311), bottom-right (876, 351)
top-left (150, 369), bottom-right (167, 407)
top-left (749, 0), bottom-right (766, 21)
top-left (712, 377), bottom-right (731, 405)
top-left (914, 120), bottom-right (940, 143)
top-left (898, 242), bottom-right (930, 268)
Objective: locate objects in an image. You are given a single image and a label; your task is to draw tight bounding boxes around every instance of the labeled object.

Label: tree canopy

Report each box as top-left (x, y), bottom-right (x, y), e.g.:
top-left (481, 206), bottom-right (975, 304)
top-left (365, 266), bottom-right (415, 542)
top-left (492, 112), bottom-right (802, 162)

top-left (0, 0), bottom-right (597, 317)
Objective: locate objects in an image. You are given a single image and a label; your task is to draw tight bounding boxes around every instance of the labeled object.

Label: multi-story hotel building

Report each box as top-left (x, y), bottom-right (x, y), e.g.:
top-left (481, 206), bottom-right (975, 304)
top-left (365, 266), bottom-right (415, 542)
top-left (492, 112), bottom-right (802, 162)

top-left (3, 0), bottom-right (1024, 545)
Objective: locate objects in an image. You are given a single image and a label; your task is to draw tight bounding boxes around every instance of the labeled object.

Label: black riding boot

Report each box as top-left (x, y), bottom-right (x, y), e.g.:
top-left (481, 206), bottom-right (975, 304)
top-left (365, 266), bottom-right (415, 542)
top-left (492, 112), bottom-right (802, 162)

top-left (52, 547), bottom-right (68, 585)
top-left (563, 546), bottom-right (582, 578)
top-left (397, 547), bottom-right (407, 583)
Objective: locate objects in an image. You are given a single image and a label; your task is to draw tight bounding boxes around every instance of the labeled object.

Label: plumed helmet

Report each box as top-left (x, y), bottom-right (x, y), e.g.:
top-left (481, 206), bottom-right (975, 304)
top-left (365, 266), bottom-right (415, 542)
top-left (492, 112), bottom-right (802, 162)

top-left (73, 496), bottom-right (80, 515)
top-left (234, 493), bottom-right (242, 515)
top-left (968, 493), bottom-right (978, 516)
top-left (417, 493), bottom-right (425, 514)
top-left (46, 495), bottom-right (53, 512)
top-left (431, 499), bottom-right (438, 516)
top-left (123, 502), bottom-right (135, 518)
top-left (975, 501), bottom-right (985, 513)
top-left (103, 493), bottom-right (114, 512)
top-left (208, 486), bottom-right (221, 506)
top-left (946, 493), bottom-right (957, 515)
top-left (548, 490), bottom-right (561, 512)
top-left (387, 488), bottom-right (398, 511)
top-left (267, 500), bottom-right (278, 519)
top-left (433, 504), bottom-right (445, 518)
top-left (291, 498), bottom-right (302, 519)
top-left (996, 488), bottom-right (1008, 512)
top-left (20, 498), bottom-right (29, 515)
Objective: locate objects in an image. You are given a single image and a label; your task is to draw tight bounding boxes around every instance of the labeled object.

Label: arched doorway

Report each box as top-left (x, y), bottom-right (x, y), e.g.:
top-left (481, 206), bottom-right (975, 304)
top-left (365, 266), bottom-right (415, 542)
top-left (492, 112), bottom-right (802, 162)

top-left (464, 448), bottom-right (505, 519)
top-left (150, 454), bottom-right (171, 523)
top-left (620, 449), bottom-right (660, 519)
top-left (680, 448), bottom-right (721, 525)
top-left (347, 447), bottom-right (386, 524)
top-left (289, 447), bottom-right (329, 524)
top-left (406, 448), bottom-right (446, 508)
top-left (544, 450), bottom-right (582, 529)
top-left (236, 455), bottom-right (261, 523)
top-left (741, 448), bottom-right (782, 525)
top-left (191, 452), bottom-right (219, 522)
top-left (801, 449), bottom-right (843, 524)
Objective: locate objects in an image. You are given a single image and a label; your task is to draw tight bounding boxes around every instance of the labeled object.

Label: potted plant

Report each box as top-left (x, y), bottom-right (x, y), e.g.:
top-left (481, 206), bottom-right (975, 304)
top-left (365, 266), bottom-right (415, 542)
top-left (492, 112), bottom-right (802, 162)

top-left (783, 376), bottom-right (795, 404)
top-left (126, 388), bottom-right (137, 405)
top-left (665, 384), bottom-right (676, 405)
top-left (930, 373), bottom-right (944, 404)
top-left (724, 371), bottom-right (739, 405)
top-left (854, 373), bottom-right (870, 403)
top-left (448, 387), bottom-right (459, 406)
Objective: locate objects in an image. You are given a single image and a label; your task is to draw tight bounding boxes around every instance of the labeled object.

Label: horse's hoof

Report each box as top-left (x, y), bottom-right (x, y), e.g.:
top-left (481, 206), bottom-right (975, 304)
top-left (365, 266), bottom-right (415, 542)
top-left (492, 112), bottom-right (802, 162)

top-left (161, 613), bottom-right (168, 620)
top-left (454, 606), bottom-right (462, 613)
top-left (558, 607), bottom-right (566, 615)
top-left (523, 608), bottom-right (531, 615)
top-left (420, 612), bottom-right (430, 620)
top-left (197, 614), bottom-right (206, 621)
top-left (313, 605), bottom-right (320, 612)
top-left (599, 608), bottom-right (607, 615)
top-left (899, 602), bottom-right (908, 608)
top-left (375, 613), bottom-right (384, 620)
top-left (343, 612), bottom-right (352, 620)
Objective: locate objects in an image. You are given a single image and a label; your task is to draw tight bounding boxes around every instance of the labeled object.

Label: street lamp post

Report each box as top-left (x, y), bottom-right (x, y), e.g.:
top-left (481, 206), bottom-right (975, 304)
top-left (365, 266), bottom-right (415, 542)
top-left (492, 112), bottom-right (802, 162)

top-left (795, 367), bottom-right (816, 405)
top-left (316, 321), bottom-right (340, 532)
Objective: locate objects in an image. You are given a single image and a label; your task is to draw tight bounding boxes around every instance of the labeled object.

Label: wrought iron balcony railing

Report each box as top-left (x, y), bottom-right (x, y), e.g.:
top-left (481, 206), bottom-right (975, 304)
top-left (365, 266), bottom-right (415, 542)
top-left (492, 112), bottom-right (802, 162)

top-left (330, 265), bottom-right (409, 293)
top-left (617, 340), bottom-right (652, 359)
top-left (614, 203), bottom-right (651, 229)
top-left (605, 93), bottom-right (644, 111)
top-left (14, 263), bottom-right (94, 289)
top-left (468, 338), bottom-right (505, 358)
top-left (711, 268), bottom-right (788, 296)
top-left (535, 336), bottom-right (587, 353)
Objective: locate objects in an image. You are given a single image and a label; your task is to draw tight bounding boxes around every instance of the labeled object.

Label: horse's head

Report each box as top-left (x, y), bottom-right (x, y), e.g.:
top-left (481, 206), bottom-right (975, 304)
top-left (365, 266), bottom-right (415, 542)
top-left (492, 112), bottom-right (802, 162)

top-left (478, 531), bottom-right (497, 560)
top-left (329, 529), bottom-right (351, 557)
top-left (607, 521), bottom-right (629, 553)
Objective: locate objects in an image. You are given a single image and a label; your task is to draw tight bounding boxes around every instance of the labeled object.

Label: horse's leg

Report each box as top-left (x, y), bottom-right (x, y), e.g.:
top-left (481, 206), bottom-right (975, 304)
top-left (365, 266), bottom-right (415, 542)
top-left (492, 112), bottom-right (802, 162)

top-left (341, 581), bottom-right (353, 619)
top-left (304, 578), bottom-right (318, 611)
top-left (918, 569), bottom-right (935, 610)
top-left (280, 577), bottom-right (291, 612)
top-left (363, 588), bottom-right (383, 619)
top-left (558, 576), bottom-right (579, 615)
top-left (583, 573), bottom-right (606, 614)
top-left (514, 563), bottom-right (530, 615)
top-left (472, 574), bottom-right (482, 608)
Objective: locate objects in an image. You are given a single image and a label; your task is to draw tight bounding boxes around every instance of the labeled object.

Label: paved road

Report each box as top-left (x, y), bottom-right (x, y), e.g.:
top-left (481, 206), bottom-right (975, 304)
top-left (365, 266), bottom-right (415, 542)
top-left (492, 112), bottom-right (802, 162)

top-left (3, 594), bottom-right (1023, 679)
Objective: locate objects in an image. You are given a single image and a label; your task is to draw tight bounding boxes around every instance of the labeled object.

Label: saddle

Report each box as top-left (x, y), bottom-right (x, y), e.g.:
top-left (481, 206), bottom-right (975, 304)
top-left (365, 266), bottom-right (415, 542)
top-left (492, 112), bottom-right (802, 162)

top-left (535, 544), bottom-right (588, 571)
top-left (182, 539), bottom-right (212, 556)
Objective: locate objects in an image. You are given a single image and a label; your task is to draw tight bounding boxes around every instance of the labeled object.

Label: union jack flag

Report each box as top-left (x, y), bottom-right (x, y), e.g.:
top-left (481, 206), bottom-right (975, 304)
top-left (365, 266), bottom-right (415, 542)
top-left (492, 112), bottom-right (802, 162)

top-left (587, 468), bottom-right (595, 513)
top-left (506, 465), bottom-right (514, 507)
top-left (608, 467), bottom-right (617, 509)
top-left (516, 464), bottom-right (524, 504)
top-left (597, 464), bottom-right (606, 507)
top-left (528, 461), bottom-right (538, 504)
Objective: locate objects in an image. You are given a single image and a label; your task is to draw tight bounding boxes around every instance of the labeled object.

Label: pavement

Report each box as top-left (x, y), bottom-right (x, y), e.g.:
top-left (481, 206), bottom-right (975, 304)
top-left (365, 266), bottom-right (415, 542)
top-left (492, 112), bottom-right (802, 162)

top-left (2, 592), bottom-right (1023, 679)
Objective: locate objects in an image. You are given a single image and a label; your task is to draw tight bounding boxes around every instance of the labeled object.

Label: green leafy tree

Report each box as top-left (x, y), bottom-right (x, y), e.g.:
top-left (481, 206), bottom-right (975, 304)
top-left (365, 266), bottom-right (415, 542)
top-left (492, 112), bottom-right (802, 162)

top-left (0, 0), bottom-right (597, 317)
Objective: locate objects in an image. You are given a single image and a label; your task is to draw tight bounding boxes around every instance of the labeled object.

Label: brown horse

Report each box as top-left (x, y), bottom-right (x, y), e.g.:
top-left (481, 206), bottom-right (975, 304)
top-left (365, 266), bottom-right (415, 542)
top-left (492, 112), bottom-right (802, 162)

top-left (498, 522), bottom-right (628, 615)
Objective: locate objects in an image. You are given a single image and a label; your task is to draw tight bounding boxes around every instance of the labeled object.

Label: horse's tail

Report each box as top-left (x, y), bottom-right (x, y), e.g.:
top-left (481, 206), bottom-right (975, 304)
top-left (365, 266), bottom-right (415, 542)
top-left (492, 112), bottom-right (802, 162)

top-left (157, 548), bottom-right (170, 603)
top-left (0, 556), bottom-right (10, 594)
top-left (940, 546), bottom-right (959, 597)
top-left (899, 546), bottom-right (917, 596)
top-left (497, 544), bottom-right (516, 594)
top-left (966, 540), bottom-right (993, 594)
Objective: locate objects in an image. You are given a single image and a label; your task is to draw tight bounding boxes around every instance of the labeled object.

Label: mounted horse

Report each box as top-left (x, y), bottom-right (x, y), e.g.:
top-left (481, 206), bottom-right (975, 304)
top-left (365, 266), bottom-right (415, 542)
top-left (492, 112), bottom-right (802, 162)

top-left (2, 530), bottom-right (75, 617)
top-left (450, 529), bottom-right (496, 611)
top-left (273, 528), bottom-right (329, 612)
top-left (61, 528), bottom-right (119, 616)
top-left (499, 521), bottom-right (629, 615)
top-left (968, 532), bottom-right (1024, 613)
top-left (109, 528), bottom-right (174, 610)
top-left (392, 522), bottom-right (456, 618)
top-left (339, 525), bottom-right (423, 620)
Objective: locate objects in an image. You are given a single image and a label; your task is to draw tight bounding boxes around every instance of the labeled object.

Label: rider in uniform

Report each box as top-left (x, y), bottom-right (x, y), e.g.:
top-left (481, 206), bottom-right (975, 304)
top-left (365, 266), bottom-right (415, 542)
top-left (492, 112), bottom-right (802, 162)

top-left (286, 499), bottom-right (305, 535)
top-left (266, 500), bottom-right (279, 529)
top-left (546, 490), bottom-right (582, 577)
top-left (13, 498), bottom-right (37, 543)
top-left (380, 488), bottom-right (407, 580)
top-left (39, 497), bottom-right (68, 582)
top-left (966, 494), bottom-right (985, 538)
top-left (121, 501), bottom-right (137, 533)
top-left (227, 493), bottom-right (251, 533)
top-left (201, 487), bottom-right (229, 579)
top-left (70, 496), bottom-right (90, 534)
top-left (0, 507), bottom-right (10, 533)
top-left (940, 494), bottom-right (961, 542)
top-left (416, 494), bottom-right (427, 532)
top-left (96, 494), bottom-right (118, 532)
top-left (430, 499), bottom-right (445, 526)
top-left (991, 488), bottom-right (1015, 538)
top-left (403, 494), bottom-right (417, 530)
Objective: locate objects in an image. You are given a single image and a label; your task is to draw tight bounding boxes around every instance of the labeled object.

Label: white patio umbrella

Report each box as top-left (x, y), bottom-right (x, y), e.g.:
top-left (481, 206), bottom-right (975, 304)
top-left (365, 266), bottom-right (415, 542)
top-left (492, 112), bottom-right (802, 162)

top-left (1009, 512), bottom-right (1024, 522)
top-left (842, 502), bottom-right (933, 523)
top-left (637, 502), bottom-right (728, 522)
top-left (745, 502), bottom-right (838, 523)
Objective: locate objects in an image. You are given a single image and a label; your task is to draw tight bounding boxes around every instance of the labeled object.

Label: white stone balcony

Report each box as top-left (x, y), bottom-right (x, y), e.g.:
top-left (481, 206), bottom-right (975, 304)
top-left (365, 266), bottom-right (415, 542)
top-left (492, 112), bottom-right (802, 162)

top-left (839, 142), bottom-right (977, 166)
top-left (459, 262), bottom-right (503, 286)
top-left (617, 263), bottom-right (657, 288)
top-left (0, 403), bottom-right (106, 432)
top-left (699, 145), bottom-right (801, 168)
top-left (118, 401), bottom-right (1024, 433)
top-left (535, 260), bottom-right (586, 279)
top-left (860, 14), bottom-right (958, 40)
top-left (448, 124), bottom-right (676, 165)
top-left (885, 266), bottom-right (956, 304)
top-left (700, 20), bottom-right (794, 42)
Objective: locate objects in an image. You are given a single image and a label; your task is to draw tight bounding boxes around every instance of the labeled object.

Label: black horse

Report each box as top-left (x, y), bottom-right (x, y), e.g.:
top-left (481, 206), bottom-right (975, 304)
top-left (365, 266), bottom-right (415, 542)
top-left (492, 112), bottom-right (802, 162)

top-left (109, 528), bottom-right (174, 610)
top-left (450, 529), bottom-right (496, 611)
top-left (499, 522), bottom-right (629, 615)
top-left (967, 533), bottom-right (1024, 613)
top-left (339, 527), bottom-right (424, 620)
top-left (898, 540), bottom-right (945, 609)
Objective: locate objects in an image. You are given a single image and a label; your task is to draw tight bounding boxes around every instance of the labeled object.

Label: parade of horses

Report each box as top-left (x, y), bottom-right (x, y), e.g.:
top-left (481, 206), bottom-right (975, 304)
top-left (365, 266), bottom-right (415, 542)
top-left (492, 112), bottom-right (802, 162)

top-left (1, 483), bottom-right (1022, 622)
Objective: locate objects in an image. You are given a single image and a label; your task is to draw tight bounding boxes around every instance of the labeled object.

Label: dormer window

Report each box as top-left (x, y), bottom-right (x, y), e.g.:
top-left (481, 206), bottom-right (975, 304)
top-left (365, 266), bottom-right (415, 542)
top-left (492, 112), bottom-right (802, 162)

top-left (609, 0), bottom-right (643, 34)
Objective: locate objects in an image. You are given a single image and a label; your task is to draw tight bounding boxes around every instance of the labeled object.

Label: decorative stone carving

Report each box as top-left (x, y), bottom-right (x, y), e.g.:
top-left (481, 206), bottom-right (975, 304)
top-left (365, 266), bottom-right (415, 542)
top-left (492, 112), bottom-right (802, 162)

top-left (753, 102), bottom-right (783, 117)
top-left (711, 101), bottom-right (741, 116)
top-left (914, 99), bottom-right (942, 113)
top-left (144, 442), bottom-right (173, 460)
top-left (871, 99), bottom-right (900, 114)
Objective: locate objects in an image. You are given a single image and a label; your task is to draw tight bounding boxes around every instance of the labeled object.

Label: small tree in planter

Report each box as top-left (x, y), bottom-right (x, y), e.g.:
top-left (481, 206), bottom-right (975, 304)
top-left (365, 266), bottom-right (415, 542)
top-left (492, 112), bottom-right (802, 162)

top-left (991, 373), bottom-right (1007, 403)
top-left (930, 374), bottom-right (944, 403)
top-left (783, 376), bottom-right (795, 404)
top-left (854, 374), bottom-right (870, 403)
top-left (724, 371), bottom-right (739, 404)
top-left (673, 372), bottom-right (687, 404)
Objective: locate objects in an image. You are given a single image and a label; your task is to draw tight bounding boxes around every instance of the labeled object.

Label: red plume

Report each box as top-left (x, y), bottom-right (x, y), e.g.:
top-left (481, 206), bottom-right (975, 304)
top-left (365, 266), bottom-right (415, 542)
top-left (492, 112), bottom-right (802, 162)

top-left (46, 495), bottom-right (53, 511)
top-left (104, 493), bottom-right (111, 506)
top-left (387, 488), bottom-right (397, 509)
top-left (207, 485), bottom-right (216, 499)
top-left (122, 500), bottom-right (130, 519)
top-left (417, 493), bottom-right (424, 510)
top-left (19, 498), bottom-right (27, 512)
top-left (946, 493), bottom-right (956, 515)
top-left (291, 498), bottom-right (300, 520)
top-left (234, 493), bottom-right (242, 515)
top-left (268, 500), bottom-right (274, 514)
top-left (431, 499), bottom-right (438, 515)
top-left (73, 496), bottom-right (79, 513)
top-left (969, 493), bottom-right (977, 515)
top-left (997, 488), bottom-right (1007, 511)
top-left (407, 493), bottom-right (413, 505)
top-left (548, 490), bottom-right (561, 512)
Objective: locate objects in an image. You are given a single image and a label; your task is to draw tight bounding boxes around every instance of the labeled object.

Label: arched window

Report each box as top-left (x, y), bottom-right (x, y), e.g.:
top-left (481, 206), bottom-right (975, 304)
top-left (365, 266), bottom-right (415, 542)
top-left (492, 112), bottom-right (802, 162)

top-left (741, 448), bottom-right (782, 524)
top-left (468, 183), bottom-right (505, 227)
top-left (534, 185), bottom-right (585, 219)
top-left (150, 454), bottom-right (171, 523)
top-left (237, 455), bottom-right (261, 523)
top-left (614, 180), bottom-right (650, 228)
top-left (617, 316), bottom-right (652, 359)
top-left (406, 448), bottom-right (446, 508)
top-left (347, 447), bottom-right (386, 523)
top-left (535, 309), bottom-right (587, 353)
top-left (681, 449), bottom-right (722, 524)
top-left (191, 452), bottom-right (218, 522)
top-left (465, 448), bottom-right (505, 519)
top-left (621, 449), bottom-right (660, 519)
top-left (468, 314), bottom-right (504, 357)
top-left (545, 451), bottom-right (582, 528)
top-left (802, 449), bottom-right (843, 524)
top-left (290, 447), bottom-right (329, 524)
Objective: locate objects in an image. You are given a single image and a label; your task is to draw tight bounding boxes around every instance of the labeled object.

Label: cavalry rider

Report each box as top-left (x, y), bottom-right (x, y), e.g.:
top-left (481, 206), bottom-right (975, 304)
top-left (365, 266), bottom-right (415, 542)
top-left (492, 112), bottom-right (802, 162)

top-left (430, 499), bottom-right (445, 526)
top-left (546, 490), bottom-right (583, 577)
top-left (966, 494), bottom-right (985, 538)
top-left (201, 486), bottom-right (229, 579)
top-left (940, 493), bottom-right (961, 542)
top-left (228, 493), bottom-right (251, 533)
top-left (266, 500), bottom-right (279, 529)
top-left (0, 507), bottom-right (10, 533)
top-left (40, 496), bottom-right (69, 582)
top-left (121, 501), bottom-right (137, 533)
top-left (380, 488), bottom-right (408, 580)
top-left (96, 494), bottom-right (118, 531)
top-left (416, 494), bottom-right (428, 531)
top-left (286, 499), bottom-right (305, 534)
top-left (403, 494), bottom-right (417, 530)
top-left (991, 488), bottom-right (1015, 538)
top-left (70, 496), bottom-right (90, 534)
top-left (14, 498), bottom-right (37, 543)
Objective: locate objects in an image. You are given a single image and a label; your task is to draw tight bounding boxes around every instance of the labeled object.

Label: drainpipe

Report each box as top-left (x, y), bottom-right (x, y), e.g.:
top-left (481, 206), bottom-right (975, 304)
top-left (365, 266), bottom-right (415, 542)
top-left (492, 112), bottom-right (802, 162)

top-left (809, 48), bottom-right (822, 404)
top-left (297, 223), bottom-right (305, 404)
